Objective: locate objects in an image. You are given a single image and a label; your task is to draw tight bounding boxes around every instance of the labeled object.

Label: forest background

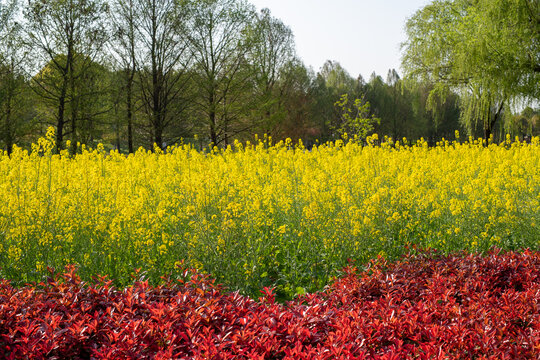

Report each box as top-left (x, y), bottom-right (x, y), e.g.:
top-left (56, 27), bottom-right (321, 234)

top-left (0, 0), bottom-right (538, 154)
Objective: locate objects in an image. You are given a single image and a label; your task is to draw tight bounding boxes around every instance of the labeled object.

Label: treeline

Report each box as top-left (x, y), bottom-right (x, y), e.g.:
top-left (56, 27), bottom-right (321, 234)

top-left (0, 0), bottom-right (538, 154)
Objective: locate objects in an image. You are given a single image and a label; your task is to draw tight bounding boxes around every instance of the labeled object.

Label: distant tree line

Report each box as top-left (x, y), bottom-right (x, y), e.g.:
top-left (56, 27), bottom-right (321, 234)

top-left (0, 0), bottom-right (538, 154)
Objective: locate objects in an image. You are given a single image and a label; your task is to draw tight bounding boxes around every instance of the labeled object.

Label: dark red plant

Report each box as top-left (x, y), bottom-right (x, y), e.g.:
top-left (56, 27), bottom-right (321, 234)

top-left (0, 249), bottom-right (538, 359)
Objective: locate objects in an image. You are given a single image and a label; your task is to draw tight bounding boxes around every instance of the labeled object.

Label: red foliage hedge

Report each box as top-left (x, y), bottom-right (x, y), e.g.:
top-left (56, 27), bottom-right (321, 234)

top-left (1, 250), bottom-right (539, 359)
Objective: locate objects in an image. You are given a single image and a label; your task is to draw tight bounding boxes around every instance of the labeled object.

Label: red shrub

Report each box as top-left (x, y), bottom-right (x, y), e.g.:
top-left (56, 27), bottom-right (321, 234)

top-left (0, 250), bottom-right (539, 359)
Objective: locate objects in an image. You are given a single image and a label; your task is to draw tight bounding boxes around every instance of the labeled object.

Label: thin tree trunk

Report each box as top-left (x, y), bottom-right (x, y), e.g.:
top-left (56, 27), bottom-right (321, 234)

top-left (5, 92), bottom-right (13, 156)
top-left (155, 126), bottom-right (163, 149)
top-left (209, 91), bottom-right (217, 146)
top-left (224, 118), bottom-right (229, 146)
top-left (126, 71), bottom-right (134, 153)
top-left (484, 100), bottom-right (505, 143)
top-left (152, 81), bottom-right (161, 148)
top-left (56, 65), bottom-right (70, 150)
top-left (114, 99), bottom-right (121, 151)
top-left (3, 59), bottom-right (14, 155)
top-left (150, 0), bottom-right (163, 150)
top-left (69, 51), bottom-right (78, 155)
top-left (56, 41), bottom-right (74, 150)
top-left (127, 0), bottom-right (136, 153)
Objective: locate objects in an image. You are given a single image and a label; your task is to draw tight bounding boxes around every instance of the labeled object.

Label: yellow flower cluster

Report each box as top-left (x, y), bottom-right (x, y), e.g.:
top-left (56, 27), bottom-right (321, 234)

top-left (0, 131), bottom-right (538, 297)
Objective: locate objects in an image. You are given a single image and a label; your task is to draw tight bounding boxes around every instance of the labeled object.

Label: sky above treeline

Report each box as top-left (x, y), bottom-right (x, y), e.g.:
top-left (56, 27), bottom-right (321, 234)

top-left (249, 0), bottom-right (432, 81)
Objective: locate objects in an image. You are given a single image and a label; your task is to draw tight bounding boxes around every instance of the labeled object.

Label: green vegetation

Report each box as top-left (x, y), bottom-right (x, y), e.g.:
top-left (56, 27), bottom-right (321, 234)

top-left (0, 134), bottom-right (538, 299)
top-left (0, 0), bottom-right (538, 154)
top-left (402, 0), bottom-right (539, 140)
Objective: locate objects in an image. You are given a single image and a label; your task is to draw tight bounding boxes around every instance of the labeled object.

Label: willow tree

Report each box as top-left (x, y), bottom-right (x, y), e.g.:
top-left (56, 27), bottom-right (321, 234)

top-left (402, 0), bottom-right (540, 141)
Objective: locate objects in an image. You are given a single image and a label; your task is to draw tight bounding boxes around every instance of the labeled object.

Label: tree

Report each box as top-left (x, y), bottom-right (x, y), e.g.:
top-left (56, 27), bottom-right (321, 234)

top-left (316, 61), bottom-right (364, 139)
top-left (271, 59), bottom-right (315, 142)
top-left (247, 8), bottom-right (296, 136)
top-left (32, 54), bottom-right (111, 146)
top-left (187, 0), bottom-right (257, 146)
top-left (402, 0), bottom-right (540, 141)
top-left (319, 60), bottom-right (359, 95)
top-left (24, 0), bottom-right (109, 151)
top-left (133, 0), bottom-right (192, 149)
top-left (405, 79), bottom-right (462, 143)
top-left (109, 0), bottom-right (138, 152)
top-left (71, 59), bottom-right (112, 146)
top-left (384, 69), bottom-right (417, 140)
top-left (334, 93), bottom-right (380, 140)
top-left (364, 73), bottom-right (392, 137)
top-left (505, 106), bottom-right (539, 138)
top-left (0, 0), bottom-right (12, 57)
top-left (0, 0), bottom-right (35, 154)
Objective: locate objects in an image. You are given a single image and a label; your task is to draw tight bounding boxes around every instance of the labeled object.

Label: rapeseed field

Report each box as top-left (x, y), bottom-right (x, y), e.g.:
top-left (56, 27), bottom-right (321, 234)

top-left (0, 128), bottom-right (538, 298)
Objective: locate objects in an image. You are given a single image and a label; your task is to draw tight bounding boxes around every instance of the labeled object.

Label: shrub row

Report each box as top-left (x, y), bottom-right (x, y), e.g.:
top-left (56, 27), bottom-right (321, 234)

top-left (1, 249), bottom-right (539, 359)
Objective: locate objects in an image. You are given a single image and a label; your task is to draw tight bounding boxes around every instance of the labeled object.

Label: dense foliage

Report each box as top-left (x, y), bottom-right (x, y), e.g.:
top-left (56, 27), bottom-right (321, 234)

top-left (1, 130), bottom-right (538, 299)
top-left (1, 250), bottom-right (538, 359)
top-left (402, 0), bottom-right (539, 140)
top-left (0, 0), bottom-right (538, 154)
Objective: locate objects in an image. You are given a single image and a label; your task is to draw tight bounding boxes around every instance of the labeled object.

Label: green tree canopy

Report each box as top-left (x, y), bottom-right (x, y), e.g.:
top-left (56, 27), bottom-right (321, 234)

top-left (402, 0), bottom-right (540, 140)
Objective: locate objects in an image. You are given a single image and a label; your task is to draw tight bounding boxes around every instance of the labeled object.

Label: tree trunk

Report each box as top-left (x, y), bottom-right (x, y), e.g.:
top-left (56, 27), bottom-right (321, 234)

top-left (484, 100), bottom-right (505, 143)
top-left (69, 51), bottom-right (78, 155)
top-left (483, 127), bottom-right (492, 143)
top-left (224, 119), bottom-right (229, 146)
top-left (152, 88), bottom-right (162, 149)
top-left (56, 39), bottom-right (74, 151)
top-left (126, 72), bottom-right (134, 153)
top-left (150, 2), bottom-right (163, 150)
top-left (3, 58), bottom-right (15, 156)
top-left (114, 99), bottom-right (121, 151)
top-left (5, 93), bottom-right (13, 156)
top-left (209, 119), bottom-right (217, 146)
top-left (208, 89), bottom-right (218, 145)
top-left (56, 78), bottom-right (68, 149)
top-left (152, 89), bottom-right (162, 149)
top-left (129, 4), bottom-right (136, 154)
top-left (155, 127), bottom-right (163, 150)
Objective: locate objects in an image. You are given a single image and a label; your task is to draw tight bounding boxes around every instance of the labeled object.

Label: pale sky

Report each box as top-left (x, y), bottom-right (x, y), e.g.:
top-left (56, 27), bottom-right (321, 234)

top-left (249, 0), bottom-right (432, 81)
